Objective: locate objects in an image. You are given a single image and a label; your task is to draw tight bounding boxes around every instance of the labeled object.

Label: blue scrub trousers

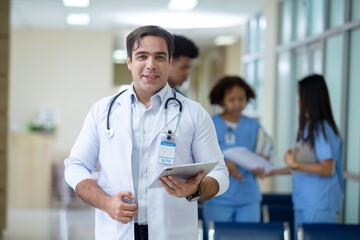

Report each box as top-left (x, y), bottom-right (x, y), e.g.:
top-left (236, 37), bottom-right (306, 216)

top-left (202, 202), bottom-right (260, 239)
top-left (294, 209), bottom-right (337, 240)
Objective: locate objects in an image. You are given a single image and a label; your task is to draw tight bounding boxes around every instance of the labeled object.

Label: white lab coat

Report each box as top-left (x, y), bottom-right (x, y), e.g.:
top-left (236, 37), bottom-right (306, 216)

top-left (65, 84), bottom-right (229, 240)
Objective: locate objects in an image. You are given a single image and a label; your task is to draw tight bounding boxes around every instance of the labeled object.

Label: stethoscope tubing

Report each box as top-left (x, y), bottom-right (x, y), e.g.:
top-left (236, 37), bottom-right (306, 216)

top-left (106, 89), bottom-right (128, 131)
top-left (105, 88), bottom-right (182, 138)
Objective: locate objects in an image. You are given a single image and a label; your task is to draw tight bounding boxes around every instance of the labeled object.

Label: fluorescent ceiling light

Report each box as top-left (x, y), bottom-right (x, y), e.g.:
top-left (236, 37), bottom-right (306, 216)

top-left (66, 13), bottom-right (90, 25)
top-left (62, 0), bottom-right (89, 8)
top-left (214, 35), bottom-right (237, 46)
top-left (113, 49), bottom-right (127, 63)
top-left (116, 11), bottom-right (246, 29)
top-left (168, 0), bottom-right (198, 11)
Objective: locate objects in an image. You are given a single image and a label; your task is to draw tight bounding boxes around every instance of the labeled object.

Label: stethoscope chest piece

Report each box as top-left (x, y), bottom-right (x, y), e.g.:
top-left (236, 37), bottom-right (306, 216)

top-left (104, 128), bottom-right (114, 138)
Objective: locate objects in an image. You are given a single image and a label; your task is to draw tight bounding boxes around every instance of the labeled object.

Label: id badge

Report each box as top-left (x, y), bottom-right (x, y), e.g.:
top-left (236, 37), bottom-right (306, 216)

top-left (225, 133), bottom-right (236, 145)
top-left (158, 137), bottom-right (176, 165)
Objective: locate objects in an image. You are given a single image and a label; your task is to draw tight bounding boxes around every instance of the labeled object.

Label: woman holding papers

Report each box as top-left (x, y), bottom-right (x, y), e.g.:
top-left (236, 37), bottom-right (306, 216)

top-left (203, 76), bottom-right (271, 228)
top-left (267, 74), bottom-right (344, 237)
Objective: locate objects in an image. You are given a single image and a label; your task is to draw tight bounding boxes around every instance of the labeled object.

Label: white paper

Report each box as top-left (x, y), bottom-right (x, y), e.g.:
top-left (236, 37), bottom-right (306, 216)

top-left (223, 147), bottom-right (274, 173)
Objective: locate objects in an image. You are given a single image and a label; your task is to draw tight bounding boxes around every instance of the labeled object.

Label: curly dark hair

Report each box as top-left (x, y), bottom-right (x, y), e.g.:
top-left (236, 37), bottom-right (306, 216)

top-left (173, 35), bottom-right (199, 59)
top-left (209, 76), bottom-right (256, 106)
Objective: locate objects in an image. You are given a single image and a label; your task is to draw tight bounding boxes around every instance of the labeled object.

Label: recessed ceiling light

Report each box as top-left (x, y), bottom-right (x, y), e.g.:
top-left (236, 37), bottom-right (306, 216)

top-left (168, 0), bottom-right (198, 11)
top-left (66, 13), bottom-right (90, 25)
top-left (214, 35), bottom-right (238, 46)
top-left (62, 0), bottom-right (89, 8)
top-left (116, 11), bottom-right (246, 29)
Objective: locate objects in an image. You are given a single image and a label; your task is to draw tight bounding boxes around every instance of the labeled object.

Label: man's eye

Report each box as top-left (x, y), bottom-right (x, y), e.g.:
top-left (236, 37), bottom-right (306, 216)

top-left (156, 56), bottom-right (166, 60)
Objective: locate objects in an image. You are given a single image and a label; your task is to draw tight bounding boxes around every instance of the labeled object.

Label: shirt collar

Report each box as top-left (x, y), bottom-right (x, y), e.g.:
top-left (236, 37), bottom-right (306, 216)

top-left (129, 83), bottom-right (170, 106)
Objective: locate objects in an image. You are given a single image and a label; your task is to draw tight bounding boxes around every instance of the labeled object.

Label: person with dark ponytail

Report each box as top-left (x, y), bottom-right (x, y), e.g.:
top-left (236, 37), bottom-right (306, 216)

top-left (266, 74), bottom-right (344, 236)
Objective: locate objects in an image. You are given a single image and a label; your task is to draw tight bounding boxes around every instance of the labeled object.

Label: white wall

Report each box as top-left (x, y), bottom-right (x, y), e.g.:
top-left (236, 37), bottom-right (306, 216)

top-left (223, 41), bottom-right (242, 76)
top-left (9, 29), bottom-right (114, 153)
top-left (262, 0), bottom-right (278, 138)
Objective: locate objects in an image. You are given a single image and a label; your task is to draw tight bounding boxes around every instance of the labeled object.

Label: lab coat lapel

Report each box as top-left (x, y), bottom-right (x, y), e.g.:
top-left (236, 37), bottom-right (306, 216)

top-left (150, 90), bottom-right (182, 144)
top-left (115, 90), bottom-right (132, 138)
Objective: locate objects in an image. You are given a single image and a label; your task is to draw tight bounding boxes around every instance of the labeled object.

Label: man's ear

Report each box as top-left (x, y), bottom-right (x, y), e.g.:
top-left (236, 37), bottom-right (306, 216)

top-left (127, 56), bottom-right (131, 70)
top-left (169, 56), bottom-right (173, 64)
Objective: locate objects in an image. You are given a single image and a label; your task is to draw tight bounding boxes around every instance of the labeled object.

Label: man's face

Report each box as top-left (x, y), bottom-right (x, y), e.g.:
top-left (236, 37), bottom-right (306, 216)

top-left (127, 36), bottom-right (172, 98)
top-left (168, 56), bottom-right (192, 87)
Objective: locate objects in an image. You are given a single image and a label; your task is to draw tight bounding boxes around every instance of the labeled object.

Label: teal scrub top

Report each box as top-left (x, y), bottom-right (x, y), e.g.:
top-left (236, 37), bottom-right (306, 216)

top-left (292, 120), bottom-right (344, 213)
top-left (208, 114), bottom-right (262, 206)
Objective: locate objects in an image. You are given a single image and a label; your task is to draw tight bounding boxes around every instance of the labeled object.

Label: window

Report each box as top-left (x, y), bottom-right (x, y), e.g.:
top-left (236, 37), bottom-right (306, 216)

top-left (345, 27), bottom-right (360, 223)
top-left (324, 34), bottom-right (344, 127)
top-left (308, 0), bottom-right (324, 36)
top-left (274, 51), bottom-right (292, 192)
top-left (351, 0), bottom-right (360, 21)
top-left (329, 0), bottom-right (344, 28)
top-left (295, 0), bottom-right (307, 40)
top-left (244, 13), bottom-right (266, 117)
top-left (280, 0), bottom-right (292, 43)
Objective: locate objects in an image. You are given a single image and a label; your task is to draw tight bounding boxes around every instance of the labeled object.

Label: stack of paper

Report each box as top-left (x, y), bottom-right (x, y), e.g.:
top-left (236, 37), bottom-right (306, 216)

top-left (255, 128), bottom-right (273, 158)
top-left (223, 147), bottom-right (274, 173)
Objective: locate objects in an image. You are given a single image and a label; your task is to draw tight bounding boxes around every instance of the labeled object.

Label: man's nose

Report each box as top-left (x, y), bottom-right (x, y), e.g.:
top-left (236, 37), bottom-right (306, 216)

top-left (146, 57), bottom-right (156, 70)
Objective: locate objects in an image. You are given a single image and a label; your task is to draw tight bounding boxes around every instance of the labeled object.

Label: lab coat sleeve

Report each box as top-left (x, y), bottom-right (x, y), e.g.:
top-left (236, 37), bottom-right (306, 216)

top-left (64, 101), bottom-right (101, 191)
top-left (191, 103), bottom-right (229, 196)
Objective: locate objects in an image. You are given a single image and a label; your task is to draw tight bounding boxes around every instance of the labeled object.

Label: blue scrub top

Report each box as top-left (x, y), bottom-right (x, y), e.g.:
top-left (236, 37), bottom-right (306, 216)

top-left (208, 114), bottom-right (262, 206)
top-left (292, 120), bottom-right (344, 213)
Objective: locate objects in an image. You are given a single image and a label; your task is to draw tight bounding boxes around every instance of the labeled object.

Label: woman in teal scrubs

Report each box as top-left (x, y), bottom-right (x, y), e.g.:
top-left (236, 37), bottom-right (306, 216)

top-left (269, 74), bottom-right (343, 238)
top-left (203, 76), bottom-right (270, 230)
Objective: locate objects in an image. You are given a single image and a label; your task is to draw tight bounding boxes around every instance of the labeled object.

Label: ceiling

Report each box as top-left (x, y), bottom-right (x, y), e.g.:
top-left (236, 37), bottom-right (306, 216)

top-left (10, 0), bottom-right (269, 50)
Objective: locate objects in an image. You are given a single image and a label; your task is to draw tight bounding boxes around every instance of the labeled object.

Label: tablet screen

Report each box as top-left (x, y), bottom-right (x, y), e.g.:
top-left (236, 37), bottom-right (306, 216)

top-left (149, 160), bottom-right (219, 188)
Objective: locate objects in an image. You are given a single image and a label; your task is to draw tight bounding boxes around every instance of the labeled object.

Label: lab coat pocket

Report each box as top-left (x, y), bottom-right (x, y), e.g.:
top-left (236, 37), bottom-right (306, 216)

top-left (95, 187), bottom-right (121, 235)
top-left (164, 194), bottom-right (197, 235)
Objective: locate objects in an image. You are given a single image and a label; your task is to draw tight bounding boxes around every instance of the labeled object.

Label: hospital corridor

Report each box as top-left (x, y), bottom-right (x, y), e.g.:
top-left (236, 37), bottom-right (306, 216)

top-left (1, 0), bottom-right (360, 239)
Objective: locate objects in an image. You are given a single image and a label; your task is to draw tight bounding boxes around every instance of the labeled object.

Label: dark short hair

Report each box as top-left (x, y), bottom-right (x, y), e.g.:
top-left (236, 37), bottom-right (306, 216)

top-left (126, 25), bottom-right (174, 62)
top-left (209, 76), bottom-right (256, 106)
top-left (173, 35), bottom-right (199, 59)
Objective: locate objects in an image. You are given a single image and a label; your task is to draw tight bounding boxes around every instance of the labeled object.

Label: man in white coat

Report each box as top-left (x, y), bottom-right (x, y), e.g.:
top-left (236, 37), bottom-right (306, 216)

top-left (64, 25), bottom-right (229, 240)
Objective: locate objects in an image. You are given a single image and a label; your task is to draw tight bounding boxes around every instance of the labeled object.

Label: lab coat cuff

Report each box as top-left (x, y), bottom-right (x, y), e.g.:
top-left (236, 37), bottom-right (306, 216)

top-left (65, 166), bottom-right (94, 191)
top-left (207, 171), bottom-right (229, 197)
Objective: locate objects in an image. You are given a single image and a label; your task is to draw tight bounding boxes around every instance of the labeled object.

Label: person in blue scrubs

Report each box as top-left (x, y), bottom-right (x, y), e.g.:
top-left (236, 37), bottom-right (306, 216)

top-left (267, 74), bottom-right (344, 238)
top-left (203, 76), bottom-right (270, 230)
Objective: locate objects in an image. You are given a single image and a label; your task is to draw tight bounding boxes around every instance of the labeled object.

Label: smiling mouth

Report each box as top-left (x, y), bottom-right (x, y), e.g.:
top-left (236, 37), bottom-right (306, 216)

top-left (143, 75), bottom-right (159, 80)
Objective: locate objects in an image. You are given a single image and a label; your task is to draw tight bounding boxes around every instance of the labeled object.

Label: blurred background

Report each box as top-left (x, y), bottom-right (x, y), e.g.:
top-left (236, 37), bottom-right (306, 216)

top-left (1, 0), bottom-right (360, 239)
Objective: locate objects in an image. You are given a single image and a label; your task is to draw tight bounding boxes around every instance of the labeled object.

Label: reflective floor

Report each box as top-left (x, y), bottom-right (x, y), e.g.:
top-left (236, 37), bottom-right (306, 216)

top-left (2, 202), bottom-right (95, 240)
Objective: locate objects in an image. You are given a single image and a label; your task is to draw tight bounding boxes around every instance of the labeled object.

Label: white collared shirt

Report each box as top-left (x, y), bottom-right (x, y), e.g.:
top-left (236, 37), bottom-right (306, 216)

top-left (129, 84), bottom-right (168, 224)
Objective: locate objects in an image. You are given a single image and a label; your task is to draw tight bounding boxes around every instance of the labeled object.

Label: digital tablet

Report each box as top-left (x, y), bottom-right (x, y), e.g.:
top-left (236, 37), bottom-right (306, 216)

top-left (292, 142), bottom-right (318, 174)
top-left (294, 142), bottom-right (317, 164)
top-left (149, 160), bottom-right (219, 189)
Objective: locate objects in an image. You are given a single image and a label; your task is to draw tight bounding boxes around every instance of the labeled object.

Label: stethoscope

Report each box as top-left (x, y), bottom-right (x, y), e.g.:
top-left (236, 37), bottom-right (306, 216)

top-left (104, 88), bottom-right (182, 139)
